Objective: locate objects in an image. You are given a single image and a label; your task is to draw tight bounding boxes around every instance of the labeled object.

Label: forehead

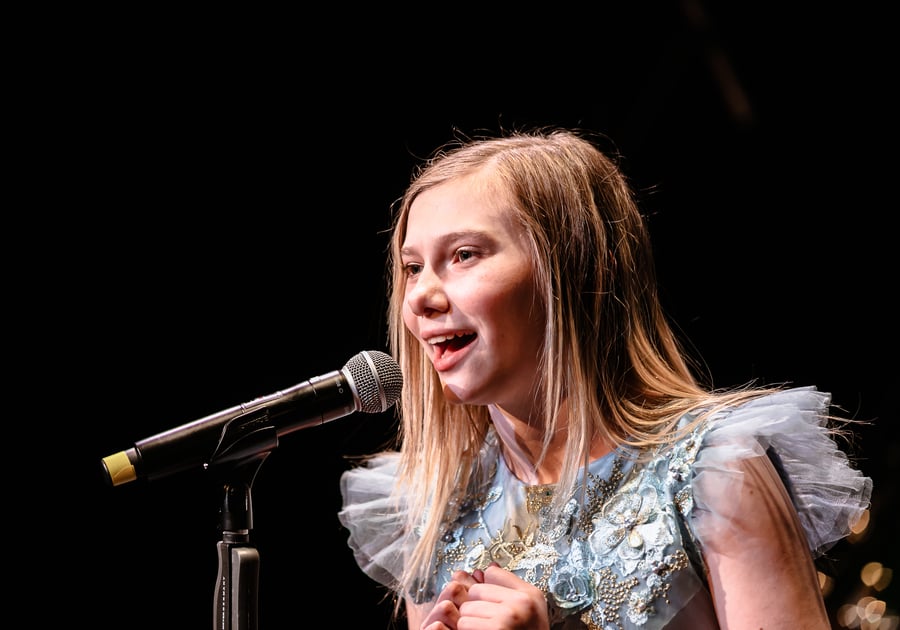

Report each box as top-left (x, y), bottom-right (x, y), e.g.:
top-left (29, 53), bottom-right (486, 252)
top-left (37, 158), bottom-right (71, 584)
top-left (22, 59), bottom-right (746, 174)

top-left (405, 172), bottom-right (517, 234)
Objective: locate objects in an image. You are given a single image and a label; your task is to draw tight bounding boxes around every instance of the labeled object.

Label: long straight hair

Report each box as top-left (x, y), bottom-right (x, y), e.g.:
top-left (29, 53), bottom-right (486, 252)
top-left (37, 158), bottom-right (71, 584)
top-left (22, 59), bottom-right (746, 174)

top-left (385, 127), bottom-right (783, 609)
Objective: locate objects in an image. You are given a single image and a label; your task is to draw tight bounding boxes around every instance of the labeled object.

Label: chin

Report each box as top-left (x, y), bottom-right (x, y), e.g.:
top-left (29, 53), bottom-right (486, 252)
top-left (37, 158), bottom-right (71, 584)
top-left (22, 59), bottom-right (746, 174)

top-left (441, 381), bottom-right (474, 405)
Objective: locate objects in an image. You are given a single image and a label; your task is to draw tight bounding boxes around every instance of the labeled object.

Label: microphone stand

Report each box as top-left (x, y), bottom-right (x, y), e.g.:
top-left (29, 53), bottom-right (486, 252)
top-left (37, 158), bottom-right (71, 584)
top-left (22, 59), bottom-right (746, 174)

top-left (209, 409), bottom-right (280, 630)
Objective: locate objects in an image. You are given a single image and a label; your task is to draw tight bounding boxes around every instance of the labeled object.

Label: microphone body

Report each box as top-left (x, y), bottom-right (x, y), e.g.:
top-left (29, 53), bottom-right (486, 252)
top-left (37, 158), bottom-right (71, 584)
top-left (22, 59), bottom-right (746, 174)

top-left (102, 350), bottom-right (402, 487)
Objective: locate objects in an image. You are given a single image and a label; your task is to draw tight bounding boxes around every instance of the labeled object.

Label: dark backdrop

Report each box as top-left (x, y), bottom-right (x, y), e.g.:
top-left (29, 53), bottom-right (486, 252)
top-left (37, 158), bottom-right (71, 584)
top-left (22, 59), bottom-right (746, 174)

top-left (59, 4), bottom-right (897, 628)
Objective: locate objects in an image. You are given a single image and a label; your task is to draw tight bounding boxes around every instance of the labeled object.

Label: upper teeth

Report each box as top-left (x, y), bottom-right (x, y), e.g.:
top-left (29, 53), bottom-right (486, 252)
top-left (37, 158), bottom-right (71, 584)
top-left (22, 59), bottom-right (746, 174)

top-left (427, 332), bottom-right (466, 345)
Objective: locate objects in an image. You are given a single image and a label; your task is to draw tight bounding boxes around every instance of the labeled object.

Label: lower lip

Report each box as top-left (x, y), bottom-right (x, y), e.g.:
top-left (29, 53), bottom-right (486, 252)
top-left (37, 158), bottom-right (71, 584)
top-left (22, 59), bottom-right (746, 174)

top-left (432, 340), bottom-right (472, 372)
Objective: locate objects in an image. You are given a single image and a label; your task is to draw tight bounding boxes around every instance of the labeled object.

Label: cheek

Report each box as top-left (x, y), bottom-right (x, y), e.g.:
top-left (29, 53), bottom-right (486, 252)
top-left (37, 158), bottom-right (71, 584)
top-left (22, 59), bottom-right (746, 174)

top-left (488, 277), bottom-right (544, 337)
top-left (512, 268), bottom-right (542, 312)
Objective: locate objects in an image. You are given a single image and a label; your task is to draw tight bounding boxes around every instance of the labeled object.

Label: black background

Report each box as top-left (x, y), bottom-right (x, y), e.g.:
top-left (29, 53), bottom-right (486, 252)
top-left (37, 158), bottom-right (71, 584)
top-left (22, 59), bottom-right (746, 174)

top-left (37, 3), bottom-right (897, 628)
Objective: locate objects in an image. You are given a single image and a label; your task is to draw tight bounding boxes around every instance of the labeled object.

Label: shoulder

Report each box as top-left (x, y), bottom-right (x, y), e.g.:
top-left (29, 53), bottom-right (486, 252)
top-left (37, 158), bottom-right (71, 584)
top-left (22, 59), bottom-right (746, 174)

top-left (687, 386), bottom-right (872, 557)
top-left (704, 385), bottom-right (832, 442)
top-left (338, 452), bottom-right (409, 590)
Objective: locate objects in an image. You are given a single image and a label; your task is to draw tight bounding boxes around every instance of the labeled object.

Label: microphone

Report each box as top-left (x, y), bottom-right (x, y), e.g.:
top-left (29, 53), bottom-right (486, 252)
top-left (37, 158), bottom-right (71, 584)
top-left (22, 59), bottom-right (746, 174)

top-left (101, 350), bottom-right (402, 487)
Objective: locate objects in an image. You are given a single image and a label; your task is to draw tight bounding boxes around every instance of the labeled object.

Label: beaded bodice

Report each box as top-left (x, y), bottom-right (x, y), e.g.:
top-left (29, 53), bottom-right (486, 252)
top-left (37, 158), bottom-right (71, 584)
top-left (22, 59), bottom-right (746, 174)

top-left (419, 422), bottom-right (708, 629)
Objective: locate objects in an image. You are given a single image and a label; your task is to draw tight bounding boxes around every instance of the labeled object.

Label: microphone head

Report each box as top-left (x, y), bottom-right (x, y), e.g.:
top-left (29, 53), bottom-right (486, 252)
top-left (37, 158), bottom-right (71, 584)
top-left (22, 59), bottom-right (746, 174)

top-left (343, 350), bottom-right (403, 413)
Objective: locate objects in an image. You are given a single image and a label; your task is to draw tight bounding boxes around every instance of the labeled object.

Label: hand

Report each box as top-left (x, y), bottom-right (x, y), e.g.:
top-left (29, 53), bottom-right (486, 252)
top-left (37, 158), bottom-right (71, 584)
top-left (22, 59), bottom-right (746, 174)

top-left (420, 564), bottom-right (550, 630)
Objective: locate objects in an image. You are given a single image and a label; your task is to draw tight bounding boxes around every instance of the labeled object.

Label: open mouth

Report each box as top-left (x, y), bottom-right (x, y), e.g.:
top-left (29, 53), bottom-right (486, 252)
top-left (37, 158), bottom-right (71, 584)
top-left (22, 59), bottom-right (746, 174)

top-left (429, 331), bottom-right (476, 362)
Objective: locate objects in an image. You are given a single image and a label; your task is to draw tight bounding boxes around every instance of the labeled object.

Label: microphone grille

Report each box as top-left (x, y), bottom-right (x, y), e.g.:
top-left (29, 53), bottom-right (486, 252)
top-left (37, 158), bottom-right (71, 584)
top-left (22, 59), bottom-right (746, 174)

top-left (344, 350), bottom-right (403, 413)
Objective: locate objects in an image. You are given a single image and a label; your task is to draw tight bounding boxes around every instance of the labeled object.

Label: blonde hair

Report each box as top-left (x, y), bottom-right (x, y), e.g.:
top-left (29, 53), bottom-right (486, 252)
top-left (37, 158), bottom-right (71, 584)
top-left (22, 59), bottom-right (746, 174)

top-left (385, 127), bottom-right (784, 609)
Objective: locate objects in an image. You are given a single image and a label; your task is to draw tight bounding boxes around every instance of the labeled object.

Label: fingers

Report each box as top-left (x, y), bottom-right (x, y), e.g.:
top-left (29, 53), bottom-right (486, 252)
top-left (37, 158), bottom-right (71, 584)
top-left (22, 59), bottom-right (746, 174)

top-left (433, 578), bottom-right (470, 608)
top-left (450, 569), bottom-right (480, 589)
top-left (420, 571), bottom-right (479, 630)
top-left (419, 598), bottom-right (459, 630)
top-left (480, 564), bottom-right (532, 589)
top-left (421, 566), bottom-right (550, 630)
top-left (459, 566), bottom-right (551, 629)
top-left (471, 561), bottom-right (498, 584)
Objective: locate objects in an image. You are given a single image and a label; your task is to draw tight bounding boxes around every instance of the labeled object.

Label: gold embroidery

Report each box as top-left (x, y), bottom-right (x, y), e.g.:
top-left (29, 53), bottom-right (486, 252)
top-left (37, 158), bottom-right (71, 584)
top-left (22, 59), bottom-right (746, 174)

top-left (580, 567), bottom-right (640, 630)
top-left (432, 441), bottom-right (704, 627)
top-left (525, 484), bottom-right (555, 513)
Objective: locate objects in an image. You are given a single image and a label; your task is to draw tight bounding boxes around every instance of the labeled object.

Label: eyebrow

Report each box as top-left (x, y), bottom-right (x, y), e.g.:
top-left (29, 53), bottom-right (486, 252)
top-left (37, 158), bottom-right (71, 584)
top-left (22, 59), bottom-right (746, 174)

top-left (399, 230), bottom-right (493, 257)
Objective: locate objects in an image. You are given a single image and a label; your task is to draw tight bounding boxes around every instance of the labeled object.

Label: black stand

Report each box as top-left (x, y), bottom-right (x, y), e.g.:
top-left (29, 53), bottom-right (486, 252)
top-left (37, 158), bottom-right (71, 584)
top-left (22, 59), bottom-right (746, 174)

top-left (213, 474), bottom-right (262, 630)
top-left (208, 410), bottom-right (278, 630)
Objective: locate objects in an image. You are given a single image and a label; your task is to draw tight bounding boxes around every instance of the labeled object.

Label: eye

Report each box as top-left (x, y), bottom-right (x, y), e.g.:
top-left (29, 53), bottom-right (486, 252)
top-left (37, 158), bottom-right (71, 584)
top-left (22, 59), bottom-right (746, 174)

top-left (404, 262), bottom-right (423, 277)
top-left (456, 249), bottom-right (476, 262)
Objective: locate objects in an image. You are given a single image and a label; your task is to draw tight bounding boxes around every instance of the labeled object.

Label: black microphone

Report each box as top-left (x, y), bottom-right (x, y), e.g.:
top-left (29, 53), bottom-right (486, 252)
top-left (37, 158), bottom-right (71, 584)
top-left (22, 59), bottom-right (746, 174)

top-left (101, 350), bottom-right (403, 487)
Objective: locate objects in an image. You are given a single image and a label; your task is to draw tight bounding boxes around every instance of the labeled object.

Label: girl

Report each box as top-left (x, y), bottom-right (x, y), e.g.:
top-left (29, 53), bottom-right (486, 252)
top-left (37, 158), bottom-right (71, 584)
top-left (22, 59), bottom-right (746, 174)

top-left (339, 128), bottom-right (872, 629)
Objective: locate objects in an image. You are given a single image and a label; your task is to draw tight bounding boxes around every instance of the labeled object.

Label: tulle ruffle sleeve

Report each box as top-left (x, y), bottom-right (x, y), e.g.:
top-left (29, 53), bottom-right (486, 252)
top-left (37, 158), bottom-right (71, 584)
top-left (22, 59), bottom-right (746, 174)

top-left (338, 451), bottom-right (410, 592)
top-left (690, 386), bottom-right (872, 558)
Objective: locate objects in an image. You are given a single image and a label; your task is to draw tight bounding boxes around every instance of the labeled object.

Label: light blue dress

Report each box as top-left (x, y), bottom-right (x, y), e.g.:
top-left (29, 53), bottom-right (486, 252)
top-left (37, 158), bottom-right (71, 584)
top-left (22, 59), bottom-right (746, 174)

top-left (339, 387), bottom-right (872, 628)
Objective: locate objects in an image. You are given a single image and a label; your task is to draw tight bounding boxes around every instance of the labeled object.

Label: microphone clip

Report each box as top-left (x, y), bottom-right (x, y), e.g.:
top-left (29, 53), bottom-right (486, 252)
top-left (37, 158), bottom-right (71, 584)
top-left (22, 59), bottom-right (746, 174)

top-left (207, 408), bottom-right (279, 477)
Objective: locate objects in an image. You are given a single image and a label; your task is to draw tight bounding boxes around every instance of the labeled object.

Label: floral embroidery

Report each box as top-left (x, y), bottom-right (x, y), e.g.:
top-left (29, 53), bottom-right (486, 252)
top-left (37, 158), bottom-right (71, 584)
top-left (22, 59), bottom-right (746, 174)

top-left (427, 421), bottom-right (708, 628)
top-left (548, 564), bottom-right (595, 612)
top-left (589, 485), bottom-right (673, 575)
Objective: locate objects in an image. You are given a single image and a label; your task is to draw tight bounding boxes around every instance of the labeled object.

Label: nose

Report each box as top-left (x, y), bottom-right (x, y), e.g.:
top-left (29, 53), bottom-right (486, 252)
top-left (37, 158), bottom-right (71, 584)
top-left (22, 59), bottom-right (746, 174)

top-left (406, 266), bottom-right (449, 317)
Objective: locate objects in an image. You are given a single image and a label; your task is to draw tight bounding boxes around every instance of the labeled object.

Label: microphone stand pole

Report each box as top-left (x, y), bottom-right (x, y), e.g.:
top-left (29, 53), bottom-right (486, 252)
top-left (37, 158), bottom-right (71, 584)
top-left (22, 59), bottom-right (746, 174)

top-left (214, 471), bottom-right (261, 630)
top-left (209, 410), bottom-right (279, 630)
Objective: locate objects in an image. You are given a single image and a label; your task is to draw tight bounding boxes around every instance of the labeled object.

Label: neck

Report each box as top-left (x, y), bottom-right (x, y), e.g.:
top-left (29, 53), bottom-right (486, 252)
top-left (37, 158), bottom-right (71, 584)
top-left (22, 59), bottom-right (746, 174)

top-left (488, 404), bottom-right (567, 485)
top-left (488, 403), bottom-right (615, 485)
